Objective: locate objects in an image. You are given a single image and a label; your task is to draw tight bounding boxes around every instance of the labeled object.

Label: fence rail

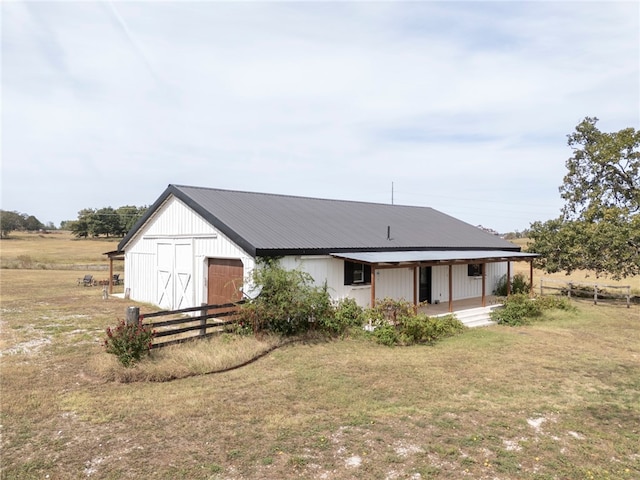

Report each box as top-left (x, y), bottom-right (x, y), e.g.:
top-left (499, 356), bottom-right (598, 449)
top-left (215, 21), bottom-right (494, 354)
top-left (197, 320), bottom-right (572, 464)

top-left (539, 279), bottom-right (632, 308)
top-left (127, 301), bottom-right (245, 349)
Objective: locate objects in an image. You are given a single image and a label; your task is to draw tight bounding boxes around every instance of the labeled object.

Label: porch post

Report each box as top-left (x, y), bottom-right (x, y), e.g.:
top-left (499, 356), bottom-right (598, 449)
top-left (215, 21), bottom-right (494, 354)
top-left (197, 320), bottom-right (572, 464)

top-left (109, 256), bottom-right (114, 295)
top-left (481, 263), bottom-right (486, 307)
top-left (506, 261), bottom-right (511, 296)
top-left (448, 264), bottom-right (453, 313)
top-left (370, 265), bottom-right (376, 308)
top-left (413, 266), bottom-right (418, 310)
top-left (529, 260), bottom-right (534, 298)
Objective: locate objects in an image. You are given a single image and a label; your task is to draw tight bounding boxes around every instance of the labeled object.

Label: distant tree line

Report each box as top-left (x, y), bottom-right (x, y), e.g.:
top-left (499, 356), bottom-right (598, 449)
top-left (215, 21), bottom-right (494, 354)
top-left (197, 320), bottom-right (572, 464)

top-left (0, 210), bottom-right (51, 238)
top-left (64, 206), bottom-right (148, 238)
top-left (503, 229), bottom-right (530, 240)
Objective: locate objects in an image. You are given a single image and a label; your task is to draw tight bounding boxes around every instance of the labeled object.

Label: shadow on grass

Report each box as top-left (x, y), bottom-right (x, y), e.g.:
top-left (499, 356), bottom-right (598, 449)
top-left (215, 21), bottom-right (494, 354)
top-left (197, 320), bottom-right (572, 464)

top-left (96, 331), bottom-right (333, 383)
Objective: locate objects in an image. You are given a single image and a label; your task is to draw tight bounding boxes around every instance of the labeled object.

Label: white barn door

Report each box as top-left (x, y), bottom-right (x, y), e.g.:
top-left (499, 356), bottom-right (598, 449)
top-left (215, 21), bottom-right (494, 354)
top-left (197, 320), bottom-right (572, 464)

top-left (157, 243), bottom-right (173, 309)
top-left (156, 242), bottom-right (193, 310)
top-left (174, 244), bottom-right (192, 309)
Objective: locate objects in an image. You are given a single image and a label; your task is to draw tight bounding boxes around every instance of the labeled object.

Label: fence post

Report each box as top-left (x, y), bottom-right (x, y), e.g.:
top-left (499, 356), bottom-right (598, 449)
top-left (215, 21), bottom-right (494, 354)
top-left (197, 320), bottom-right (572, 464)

top-left (567, 282), bottom-right (572, 299)
top-left (126, 306), bottom-right (140, 326)
top-left (627, 286), bottom-right (631, 309)
top-left (540, 279), bottom-right (543, 297)
top-left (200, 303), bottom-right (207, 336)
top-left (594, 285), bottom-right (598, 305)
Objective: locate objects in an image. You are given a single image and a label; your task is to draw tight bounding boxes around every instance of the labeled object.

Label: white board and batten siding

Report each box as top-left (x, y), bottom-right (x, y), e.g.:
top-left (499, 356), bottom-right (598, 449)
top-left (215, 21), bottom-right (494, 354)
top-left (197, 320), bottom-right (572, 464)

top-left (430, 263), bottom-right (507, 303)
top-left (124, 196), bottom-right (254, 310)
top-left (279, 256), bottom-right (374, 304)
top-left (279, 256), bottom-right (508, 307)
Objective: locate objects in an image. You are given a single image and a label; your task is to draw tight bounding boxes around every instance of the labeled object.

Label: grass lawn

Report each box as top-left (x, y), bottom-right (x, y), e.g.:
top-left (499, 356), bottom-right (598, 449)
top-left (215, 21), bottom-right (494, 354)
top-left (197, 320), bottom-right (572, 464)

top-left (1, 235), bottom-right (639, 479)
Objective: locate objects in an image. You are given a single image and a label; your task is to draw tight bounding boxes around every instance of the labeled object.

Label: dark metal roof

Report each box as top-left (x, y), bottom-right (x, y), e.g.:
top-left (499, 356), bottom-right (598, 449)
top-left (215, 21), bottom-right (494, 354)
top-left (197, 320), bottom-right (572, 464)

top-left (119, 184), bottom-right (522, 256)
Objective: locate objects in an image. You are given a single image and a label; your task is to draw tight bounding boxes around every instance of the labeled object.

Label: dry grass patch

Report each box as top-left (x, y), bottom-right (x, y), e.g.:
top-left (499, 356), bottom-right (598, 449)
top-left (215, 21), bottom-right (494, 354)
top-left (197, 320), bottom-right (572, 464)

top-left (0, 269), bottom-right (128, 355)
top-left (0, 231), bottom-right (121, 269)
top-left (2, 235), bottom-right (640, 479)
top-left (92, 333), bottom-right (286, 382)
top-left (3, 301), bottom-right (639, 479)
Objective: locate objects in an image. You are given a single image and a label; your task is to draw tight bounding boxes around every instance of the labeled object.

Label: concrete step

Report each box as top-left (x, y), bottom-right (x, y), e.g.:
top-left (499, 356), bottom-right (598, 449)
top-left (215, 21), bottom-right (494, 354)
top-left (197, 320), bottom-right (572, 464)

top-left (434, 304), bottom-right (501, 328)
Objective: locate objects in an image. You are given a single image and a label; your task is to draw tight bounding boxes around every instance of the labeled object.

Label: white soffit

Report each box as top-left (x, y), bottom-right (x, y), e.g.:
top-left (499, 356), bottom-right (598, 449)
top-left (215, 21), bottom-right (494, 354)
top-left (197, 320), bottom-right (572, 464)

top-left (331, 250), bottom-right (538, 265)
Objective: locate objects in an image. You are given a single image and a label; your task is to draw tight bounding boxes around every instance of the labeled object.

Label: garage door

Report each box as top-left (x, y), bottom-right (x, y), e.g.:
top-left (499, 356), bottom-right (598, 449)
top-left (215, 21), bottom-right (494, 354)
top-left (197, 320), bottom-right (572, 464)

top-left (207, 258), bottom-right (243, 305)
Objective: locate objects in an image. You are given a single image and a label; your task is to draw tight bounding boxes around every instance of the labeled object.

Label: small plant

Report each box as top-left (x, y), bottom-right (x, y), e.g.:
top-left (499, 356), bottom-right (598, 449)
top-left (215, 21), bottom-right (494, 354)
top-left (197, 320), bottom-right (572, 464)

top-left (398, 314), bottom-right (465, 345)
top-left (490, 294), bottom-right (540, 326)
top-left (535, 295), bottom-right (574, 311)
top-left (366, 298), bottom-right (466, 346)
top-left (104, 319), bottom-right (155, 367)
top-left (368, 297), bottom-right (416, 326)
top-left (490, 294), bottom-right (574, 326)
top-left (320, 297), bottom-right (365, 335)
top-left (493, 273), bottom-right (530, 296)
top-left (372, 323), bottom-right (400, 346)
top-left (231, 317), bottom-right (254, 336)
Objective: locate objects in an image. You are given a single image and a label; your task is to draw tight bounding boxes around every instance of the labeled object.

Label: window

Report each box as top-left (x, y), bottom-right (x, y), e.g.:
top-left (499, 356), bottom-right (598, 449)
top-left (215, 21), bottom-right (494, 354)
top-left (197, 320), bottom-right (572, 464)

top-left (353, 266), bottom-right (365, 283)
top-left (344, 261), bottom-right (371, 285)
top-left (468, 263), bottom-right (483, 277)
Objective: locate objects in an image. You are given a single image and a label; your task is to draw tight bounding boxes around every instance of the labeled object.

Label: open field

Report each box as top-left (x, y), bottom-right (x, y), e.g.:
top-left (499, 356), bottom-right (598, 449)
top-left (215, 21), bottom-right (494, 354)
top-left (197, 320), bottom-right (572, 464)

top-left (507, 238), bottom-right (640, 295)
top-left (0, 231), bottom-right (121, 271)
top-left (1, 235), bottom-right (639, 479)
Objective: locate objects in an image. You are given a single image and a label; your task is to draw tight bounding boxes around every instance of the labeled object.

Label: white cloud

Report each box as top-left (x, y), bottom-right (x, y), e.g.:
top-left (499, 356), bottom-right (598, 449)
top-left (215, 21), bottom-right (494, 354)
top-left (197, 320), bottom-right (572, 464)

top-left (2, 1), bottom-right (638, 232)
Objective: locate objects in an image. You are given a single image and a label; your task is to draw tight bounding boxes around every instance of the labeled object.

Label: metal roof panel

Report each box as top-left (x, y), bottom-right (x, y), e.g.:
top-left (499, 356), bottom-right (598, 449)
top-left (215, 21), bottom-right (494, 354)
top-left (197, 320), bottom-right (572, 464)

top-left (172, 185), bottom-right (519, 252)
top-left (122, 185), bottom-right (522, 255)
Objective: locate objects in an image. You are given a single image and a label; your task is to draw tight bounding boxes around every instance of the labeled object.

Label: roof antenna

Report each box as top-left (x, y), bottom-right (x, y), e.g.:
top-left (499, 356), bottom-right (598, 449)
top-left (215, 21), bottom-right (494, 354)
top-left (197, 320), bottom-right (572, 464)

top-left (391, 181), bottom-right (394, 205)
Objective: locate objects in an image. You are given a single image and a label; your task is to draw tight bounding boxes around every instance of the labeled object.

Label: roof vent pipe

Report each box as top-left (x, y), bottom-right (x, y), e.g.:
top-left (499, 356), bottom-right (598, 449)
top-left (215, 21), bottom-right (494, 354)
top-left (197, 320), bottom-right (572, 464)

top-left (387, 225), bottom-right (391, 241)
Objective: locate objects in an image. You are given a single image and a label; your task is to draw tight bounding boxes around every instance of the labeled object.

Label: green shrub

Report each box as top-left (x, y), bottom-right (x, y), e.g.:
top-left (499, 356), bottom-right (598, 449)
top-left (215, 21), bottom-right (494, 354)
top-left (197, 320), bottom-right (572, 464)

top-left (493, 273), bottom-right (531, 296)
top-left (399, 314), bottom-right (465, 345)
top-left (320, 297), bottom-right (365, 335)
top-left (366, 298), bottom-right (466, 346)
top-left (490, 293), bottom-right (574, 326)
top-left (490, 294), bottom-right (540, 326)
top-left (367, 298), bottom-right (415, 327)
top-left (104, 319), bottom-right (154, 367)
top-left (372, 324), bottom-right (399, 346)
top-left (237, 258), bottom-right (334, 336)
top-left (535, 295), bottom-right (574, 311)
top-left (426, 314), bottom-right (466, 341)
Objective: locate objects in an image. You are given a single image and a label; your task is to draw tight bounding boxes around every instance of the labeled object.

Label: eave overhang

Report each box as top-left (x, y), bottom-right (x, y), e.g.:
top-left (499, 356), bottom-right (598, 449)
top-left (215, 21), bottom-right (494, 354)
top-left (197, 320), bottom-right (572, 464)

top-left (331, 250), bottom-right (538, 268)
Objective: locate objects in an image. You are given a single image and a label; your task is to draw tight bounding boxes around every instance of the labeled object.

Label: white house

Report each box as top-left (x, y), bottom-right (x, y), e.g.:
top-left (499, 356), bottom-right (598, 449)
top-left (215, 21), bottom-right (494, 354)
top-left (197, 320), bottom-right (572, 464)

top-left (116, 185), bottom-right (536, 314)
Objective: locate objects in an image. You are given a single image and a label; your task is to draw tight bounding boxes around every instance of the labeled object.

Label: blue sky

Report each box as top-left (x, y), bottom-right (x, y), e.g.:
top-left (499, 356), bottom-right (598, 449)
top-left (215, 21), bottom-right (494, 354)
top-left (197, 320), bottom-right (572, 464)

top-left (2, 1), bottom-right (638, 233)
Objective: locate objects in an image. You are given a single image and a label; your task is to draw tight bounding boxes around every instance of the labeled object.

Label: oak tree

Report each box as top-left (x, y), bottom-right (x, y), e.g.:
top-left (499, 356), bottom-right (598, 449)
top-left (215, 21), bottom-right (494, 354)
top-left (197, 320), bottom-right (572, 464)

top-left (529, 118), bottom-right (640, 279)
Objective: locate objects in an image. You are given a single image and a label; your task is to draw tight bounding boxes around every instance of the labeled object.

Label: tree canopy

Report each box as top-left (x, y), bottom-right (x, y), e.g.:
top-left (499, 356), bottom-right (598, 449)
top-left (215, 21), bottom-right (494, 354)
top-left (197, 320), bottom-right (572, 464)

top-left (560, 116), bottom-right (639, 219)
top-left (528, 118), bottom-right (640, 279)
top-left (68, 205), bottom-right (147, 238)
top-left (0, 210), bottom-right (45, 238)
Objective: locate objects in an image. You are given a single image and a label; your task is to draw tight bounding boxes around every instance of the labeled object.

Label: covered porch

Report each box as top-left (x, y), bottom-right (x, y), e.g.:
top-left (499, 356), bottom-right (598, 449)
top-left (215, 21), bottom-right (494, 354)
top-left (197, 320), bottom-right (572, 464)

top-left (332, 250), bottom-right (538, 315)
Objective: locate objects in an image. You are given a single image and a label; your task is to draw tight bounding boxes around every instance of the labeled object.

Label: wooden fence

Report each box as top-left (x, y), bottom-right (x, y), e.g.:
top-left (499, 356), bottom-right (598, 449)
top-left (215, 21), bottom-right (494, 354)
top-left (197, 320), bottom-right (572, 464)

top-left (127, 301), bottom-right (245, 349)
top-left (539, 279), bottom-right (633, 308)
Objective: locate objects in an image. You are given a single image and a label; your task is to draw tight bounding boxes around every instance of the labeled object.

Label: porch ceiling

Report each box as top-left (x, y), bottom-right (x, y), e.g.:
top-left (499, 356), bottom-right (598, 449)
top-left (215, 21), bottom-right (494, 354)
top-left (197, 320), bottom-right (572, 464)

top-left (330, 250), bottom-right (537, 266)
